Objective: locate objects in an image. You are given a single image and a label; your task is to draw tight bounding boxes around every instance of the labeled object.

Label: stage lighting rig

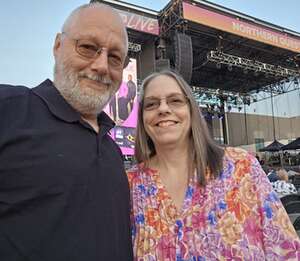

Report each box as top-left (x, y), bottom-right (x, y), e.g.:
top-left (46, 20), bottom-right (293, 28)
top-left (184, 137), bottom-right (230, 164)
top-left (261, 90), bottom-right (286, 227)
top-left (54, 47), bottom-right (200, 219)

top-left (207, 50), bottom-right (299, 78)
top-left (128, 42), bottom-right (141, 52)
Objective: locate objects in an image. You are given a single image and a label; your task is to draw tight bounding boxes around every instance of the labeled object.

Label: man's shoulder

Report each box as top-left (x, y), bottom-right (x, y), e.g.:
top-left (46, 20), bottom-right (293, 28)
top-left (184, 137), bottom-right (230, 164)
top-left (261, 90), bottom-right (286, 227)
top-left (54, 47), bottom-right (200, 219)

top-left (0, 84), bottom-right (31, 101)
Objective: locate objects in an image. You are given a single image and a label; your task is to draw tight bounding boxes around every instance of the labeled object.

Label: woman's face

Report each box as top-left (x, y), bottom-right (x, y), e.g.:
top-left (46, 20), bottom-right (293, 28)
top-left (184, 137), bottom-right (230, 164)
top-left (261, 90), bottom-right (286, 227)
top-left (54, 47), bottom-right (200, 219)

top-left (142, 75), bottom-right (191, 149)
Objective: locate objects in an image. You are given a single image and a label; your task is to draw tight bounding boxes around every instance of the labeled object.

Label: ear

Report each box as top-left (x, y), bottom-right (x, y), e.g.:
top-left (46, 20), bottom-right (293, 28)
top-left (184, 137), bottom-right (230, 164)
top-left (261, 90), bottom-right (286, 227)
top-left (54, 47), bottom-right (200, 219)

top-left (53, 33), bottom-right (62, 58)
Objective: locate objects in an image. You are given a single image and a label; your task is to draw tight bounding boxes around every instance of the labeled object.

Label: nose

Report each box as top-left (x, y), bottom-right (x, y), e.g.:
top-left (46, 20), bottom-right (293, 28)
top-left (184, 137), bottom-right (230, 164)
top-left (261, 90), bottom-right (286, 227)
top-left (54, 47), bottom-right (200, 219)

top-left (90, 50), bottom-right (109, 75)
top-left (157, 99), bottom-right (171, 113)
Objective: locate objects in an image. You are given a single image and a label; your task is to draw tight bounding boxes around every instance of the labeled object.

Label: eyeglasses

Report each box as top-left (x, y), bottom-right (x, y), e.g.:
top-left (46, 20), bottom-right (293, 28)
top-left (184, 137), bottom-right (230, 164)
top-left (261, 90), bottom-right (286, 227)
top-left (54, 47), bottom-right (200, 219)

top-left (61, 32), bottom-right (124, 68)
top-left (143, 93), bottom-right (188, 111)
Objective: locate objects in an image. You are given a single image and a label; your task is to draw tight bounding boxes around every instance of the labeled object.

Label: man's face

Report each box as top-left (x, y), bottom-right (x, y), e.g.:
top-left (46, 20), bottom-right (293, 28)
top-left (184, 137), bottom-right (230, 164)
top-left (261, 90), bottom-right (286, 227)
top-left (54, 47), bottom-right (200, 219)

top-left (53, 7), bottom-right (127, 116)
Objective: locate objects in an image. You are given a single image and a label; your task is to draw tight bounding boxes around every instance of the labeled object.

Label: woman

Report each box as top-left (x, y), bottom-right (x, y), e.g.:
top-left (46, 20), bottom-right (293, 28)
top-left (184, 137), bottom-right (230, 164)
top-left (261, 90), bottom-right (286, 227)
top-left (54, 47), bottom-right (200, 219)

top-left (127, 71), bottom-right (300, 260)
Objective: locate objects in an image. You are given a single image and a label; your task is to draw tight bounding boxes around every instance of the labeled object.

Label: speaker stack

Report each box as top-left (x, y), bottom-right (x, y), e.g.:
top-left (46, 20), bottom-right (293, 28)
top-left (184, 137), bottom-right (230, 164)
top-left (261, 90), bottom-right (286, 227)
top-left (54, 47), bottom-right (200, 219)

top-left (173, 32), bottom-right (193, 83)
top-left (155, 32), bottom-right (193, 83)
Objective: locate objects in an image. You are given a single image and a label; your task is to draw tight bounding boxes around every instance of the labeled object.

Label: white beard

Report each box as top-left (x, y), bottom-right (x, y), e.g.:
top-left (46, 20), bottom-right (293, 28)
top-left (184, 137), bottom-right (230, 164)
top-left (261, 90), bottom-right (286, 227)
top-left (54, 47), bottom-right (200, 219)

top-left (53, 61), bottom-right (119, 116)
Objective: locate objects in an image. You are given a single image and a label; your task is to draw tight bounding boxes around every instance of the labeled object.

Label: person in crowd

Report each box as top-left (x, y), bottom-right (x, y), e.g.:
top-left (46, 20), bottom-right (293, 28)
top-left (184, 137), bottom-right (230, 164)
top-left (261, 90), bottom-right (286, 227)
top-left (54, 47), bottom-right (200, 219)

top-left (255, 153), bottom-right (260, 161)
top-left (277, 168), bottom-right (289, 181)
top-left (269, 168), bottom-right (298, 197)
top-left (0, 3), bottom-right (133, 260)
top-left (267, 167), bottom-right (280, 182)
top-left (267, 166), bottom-right (288, 182)
top-left (255, 153), bottom-right (265, 166)
top-left (127, 70), bottom-right (300, 260)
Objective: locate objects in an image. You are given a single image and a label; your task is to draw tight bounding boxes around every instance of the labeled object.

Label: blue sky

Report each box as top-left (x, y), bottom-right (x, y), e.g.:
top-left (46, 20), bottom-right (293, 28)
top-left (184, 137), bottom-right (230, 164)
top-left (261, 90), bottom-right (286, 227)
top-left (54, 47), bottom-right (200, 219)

top-left (0, 0), bottom-right (299, 116)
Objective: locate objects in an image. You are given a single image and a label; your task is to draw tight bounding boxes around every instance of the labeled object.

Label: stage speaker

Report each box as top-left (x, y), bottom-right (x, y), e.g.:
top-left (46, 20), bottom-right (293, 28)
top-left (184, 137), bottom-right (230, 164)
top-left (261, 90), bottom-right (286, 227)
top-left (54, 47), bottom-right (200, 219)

top-left (139, 39), bottom-right (156, 80)
top-left (155, 59), bottom-right (170, 72)
top-left (174, 33), bottom-right (193, 83)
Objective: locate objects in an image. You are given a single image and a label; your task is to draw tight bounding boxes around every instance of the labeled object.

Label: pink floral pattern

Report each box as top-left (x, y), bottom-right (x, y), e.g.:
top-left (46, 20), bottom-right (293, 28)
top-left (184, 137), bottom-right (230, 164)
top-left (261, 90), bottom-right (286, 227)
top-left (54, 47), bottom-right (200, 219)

top-left (127, 147), bottom-right (300, 260)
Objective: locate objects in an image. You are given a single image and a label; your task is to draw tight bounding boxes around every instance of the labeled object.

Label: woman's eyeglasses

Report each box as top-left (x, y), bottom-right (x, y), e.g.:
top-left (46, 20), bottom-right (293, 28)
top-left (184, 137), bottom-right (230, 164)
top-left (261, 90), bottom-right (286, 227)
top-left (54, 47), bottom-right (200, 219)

top-left (143, 94), bottom-right (188, 111)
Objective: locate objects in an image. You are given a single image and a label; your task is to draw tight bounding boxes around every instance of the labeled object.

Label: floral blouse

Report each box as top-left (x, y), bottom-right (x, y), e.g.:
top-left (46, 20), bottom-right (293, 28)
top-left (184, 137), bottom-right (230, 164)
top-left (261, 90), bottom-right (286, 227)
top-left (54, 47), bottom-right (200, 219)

top-left (127, 147), bottom-right (300, 260)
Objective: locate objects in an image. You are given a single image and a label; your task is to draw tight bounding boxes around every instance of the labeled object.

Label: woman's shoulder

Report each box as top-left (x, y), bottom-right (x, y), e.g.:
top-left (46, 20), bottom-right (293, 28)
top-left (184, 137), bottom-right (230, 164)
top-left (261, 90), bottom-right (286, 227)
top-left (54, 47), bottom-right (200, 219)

top-left (224, 146), bottom-right (255, 163)
top-left (221, 147), bottom-right (260, 180)
top-left (221, 147), bottom-right (265, 185)
top-left (126, 164), bottom-right (141, 180)
top-left (126, 162), bottom-right (160, 188)
top-left (126, 162), bottom-right (154, 184)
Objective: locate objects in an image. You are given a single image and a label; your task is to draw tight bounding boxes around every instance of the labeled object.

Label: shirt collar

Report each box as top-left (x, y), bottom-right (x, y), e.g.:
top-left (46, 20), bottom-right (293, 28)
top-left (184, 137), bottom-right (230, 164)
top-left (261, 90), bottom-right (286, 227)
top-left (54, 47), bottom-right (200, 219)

top-left (32, 79), bottom-right (115, 130)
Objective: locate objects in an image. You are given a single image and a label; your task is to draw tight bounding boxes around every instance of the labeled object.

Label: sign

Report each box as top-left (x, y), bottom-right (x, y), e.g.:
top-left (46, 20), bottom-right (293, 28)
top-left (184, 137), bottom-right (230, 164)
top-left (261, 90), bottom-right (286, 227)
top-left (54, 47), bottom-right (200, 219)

top-left (182, 2), bottom-right (300, 53)
top-left (118, 9), bottom-right (159, 35)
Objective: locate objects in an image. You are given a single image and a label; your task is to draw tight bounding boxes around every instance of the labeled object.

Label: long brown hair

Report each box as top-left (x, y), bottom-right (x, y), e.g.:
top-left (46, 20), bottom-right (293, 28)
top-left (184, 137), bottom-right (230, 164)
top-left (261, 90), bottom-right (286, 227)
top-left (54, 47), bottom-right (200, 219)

top-left (135, 70), bottom-right (224, 186)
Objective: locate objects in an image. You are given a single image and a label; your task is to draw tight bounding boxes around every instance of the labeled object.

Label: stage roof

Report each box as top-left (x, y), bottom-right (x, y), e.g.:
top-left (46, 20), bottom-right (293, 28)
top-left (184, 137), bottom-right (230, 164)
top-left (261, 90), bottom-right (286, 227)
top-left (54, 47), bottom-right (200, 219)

top-left (178, 1), bottom-right (300, 93)
top-left (93, 0), bottom-right (300, 94)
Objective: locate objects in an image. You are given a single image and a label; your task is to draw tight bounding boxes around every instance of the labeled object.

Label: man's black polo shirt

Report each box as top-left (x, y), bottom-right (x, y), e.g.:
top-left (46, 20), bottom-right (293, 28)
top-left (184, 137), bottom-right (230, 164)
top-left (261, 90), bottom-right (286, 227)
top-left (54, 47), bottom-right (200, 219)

top-left (0, 80), bottom-right (133, 261)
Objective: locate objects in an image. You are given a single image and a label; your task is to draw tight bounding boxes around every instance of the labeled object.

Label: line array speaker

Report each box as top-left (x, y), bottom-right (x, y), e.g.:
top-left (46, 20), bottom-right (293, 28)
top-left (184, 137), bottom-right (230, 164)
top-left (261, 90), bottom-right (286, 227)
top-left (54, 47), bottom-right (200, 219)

top-left (174, 33), bottom-right (193, 83)
top-left (155, 59), bottom-right (170, 72)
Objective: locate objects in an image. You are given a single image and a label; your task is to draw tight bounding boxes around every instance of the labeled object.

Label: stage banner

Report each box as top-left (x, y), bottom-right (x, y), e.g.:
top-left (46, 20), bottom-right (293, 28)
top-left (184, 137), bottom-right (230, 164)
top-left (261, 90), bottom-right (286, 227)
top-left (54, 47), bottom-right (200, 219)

top-left (104, 59), bottom-right (138, 155)
top-left (118, 9), bottom-right (159, 35)
top-left (182, 2), bottom-right (300, 53)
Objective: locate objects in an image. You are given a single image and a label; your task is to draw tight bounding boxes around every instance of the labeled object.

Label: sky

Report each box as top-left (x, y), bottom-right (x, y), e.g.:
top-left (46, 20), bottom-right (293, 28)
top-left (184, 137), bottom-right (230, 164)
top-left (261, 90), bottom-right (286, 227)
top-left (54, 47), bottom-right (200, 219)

top-left (0, 0), bottom-right (299, 117)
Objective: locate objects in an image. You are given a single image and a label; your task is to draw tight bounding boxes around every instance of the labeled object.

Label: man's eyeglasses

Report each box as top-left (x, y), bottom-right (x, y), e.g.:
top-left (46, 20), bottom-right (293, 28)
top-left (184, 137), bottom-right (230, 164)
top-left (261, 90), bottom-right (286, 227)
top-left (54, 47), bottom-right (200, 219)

top-left (61, 32), bottom-right (124, 68)
top-left (143, 93), bottom-right (188, 111)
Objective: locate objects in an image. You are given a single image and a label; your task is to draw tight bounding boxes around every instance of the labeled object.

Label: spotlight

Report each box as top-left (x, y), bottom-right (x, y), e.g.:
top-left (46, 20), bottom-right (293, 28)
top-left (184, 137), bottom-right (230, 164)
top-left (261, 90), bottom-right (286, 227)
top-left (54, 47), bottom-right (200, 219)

top-left (294, 53), bottom-right (300, 68)
top-left (238, 106), bottom-right (242, 112)
top-left (214, 105), bottom-right (222, 113)
top-left (228, 64), bottom-right (233, 71)
top-left (216, 63), bottom-right (221, 69)
top-left (227, 105), bottom-right (232, 112)
top-left (242, 97), bottom-right (251, 106)
top-left (243, 68), bottom-right (248, 74)
top-left (294, 78), bottom-right (299, 85)
top-left (233, 97), bottom-right (238, 106)
top-left (157, 38), bottom-right (166, 49)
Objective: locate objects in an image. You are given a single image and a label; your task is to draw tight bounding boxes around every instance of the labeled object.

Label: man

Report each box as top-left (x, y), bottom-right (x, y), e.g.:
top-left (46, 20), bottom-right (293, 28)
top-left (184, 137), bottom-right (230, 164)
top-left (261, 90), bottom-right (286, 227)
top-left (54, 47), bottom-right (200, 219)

top-left (117, 82), bottom-right (129, 121)
top-left (0, 3), bottom-right (133, 261)
top-left (126, 74), bottom-right (137, 112)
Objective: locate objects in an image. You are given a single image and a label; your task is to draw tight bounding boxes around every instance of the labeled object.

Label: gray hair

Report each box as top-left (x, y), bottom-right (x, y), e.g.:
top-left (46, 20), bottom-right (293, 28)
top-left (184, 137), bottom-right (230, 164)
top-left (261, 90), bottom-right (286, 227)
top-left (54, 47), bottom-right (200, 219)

top-left (135, 70), bottom-right (224, 186)
top-left (61, 2), bottom-right (128, 52)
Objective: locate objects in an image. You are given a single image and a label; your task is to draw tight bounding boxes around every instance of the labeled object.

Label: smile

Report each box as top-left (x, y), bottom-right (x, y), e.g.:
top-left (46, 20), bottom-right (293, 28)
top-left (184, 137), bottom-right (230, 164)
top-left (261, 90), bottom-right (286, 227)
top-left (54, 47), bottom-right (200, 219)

top-left (156, 120), bottom-right (178, 127)
top-left (81, 77), bottom-right (109, 89)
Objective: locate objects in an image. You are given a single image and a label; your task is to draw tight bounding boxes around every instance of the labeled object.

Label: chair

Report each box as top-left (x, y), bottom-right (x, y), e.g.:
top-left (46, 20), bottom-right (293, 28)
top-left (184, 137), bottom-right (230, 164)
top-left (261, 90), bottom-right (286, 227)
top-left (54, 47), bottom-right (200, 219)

top-left (284, 201), bottom-right (300, 214)
top-left (280, 194), bottom-right (300, 206)
top-left (293, 175), bottom-right (300, 190)
top-left (294, 216), bottom-right (300, 231)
